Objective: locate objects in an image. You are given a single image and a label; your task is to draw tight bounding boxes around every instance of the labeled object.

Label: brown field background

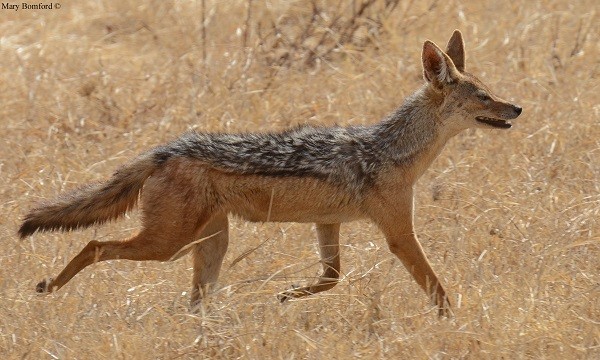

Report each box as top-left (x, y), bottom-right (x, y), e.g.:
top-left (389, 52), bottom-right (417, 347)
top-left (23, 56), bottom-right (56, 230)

top-left (1, 0), bottom-right (598, 358)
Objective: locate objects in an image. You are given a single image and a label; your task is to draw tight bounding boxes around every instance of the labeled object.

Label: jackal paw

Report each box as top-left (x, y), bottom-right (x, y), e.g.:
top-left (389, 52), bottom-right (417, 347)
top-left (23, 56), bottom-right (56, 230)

top-left (277, 284), bottom-right (301, 303)
top-left (36, 278), bottom-right (53, 293)
top-left (438, 299), bottom-right (454, 318)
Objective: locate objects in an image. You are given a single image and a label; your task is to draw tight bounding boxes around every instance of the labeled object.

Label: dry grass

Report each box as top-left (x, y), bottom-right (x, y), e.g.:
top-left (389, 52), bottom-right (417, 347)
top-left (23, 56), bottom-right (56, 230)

top-left (1, 0), bottom-right (598, 358)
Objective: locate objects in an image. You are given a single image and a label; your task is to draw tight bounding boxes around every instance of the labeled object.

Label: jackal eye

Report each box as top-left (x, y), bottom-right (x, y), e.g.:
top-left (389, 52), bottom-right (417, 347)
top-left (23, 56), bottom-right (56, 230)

top-left (476, 92), bottom-right (491, 102)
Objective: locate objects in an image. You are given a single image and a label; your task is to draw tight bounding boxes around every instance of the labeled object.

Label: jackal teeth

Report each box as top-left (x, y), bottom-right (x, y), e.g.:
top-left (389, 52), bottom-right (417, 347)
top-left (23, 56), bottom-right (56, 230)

top-left (476, 116), bottom-right (512, 129)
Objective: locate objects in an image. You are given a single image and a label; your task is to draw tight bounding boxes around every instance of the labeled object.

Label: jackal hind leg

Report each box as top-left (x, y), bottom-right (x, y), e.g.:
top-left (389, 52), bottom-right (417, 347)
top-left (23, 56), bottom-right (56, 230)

top-left (279, 223), bottom-right (341, 302)
top-left (35, 223), bottom-right (209, 295)
top-left (36, 171), bottom-right (214, 296)
top-left (189, 213), bottom-right (229, 309)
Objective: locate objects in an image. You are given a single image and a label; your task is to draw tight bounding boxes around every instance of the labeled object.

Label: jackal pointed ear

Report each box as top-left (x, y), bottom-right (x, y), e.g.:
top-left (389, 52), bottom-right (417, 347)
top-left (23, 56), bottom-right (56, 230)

top-left (445, 30), bottom-right (465, 72)
top-left (422, 40), bottom-right (459, 89)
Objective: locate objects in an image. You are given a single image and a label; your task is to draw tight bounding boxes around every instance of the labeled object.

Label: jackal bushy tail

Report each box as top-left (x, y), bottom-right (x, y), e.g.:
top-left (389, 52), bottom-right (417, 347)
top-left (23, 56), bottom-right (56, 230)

top-left (18, 152), bottom-right (158, 238)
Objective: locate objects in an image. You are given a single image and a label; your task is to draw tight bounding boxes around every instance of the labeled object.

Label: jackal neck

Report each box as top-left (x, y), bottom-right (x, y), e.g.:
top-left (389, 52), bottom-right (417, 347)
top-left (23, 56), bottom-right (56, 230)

top-left (373, 86), bottom-right (443, 169)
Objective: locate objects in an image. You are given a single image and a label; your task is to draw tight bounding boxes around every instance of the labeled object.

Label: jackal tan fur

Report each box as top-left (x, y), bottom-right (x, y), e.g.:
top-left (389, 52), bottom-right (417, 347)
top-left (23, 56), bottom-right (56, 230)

top-left (19, 30), bottom-right (522, 316)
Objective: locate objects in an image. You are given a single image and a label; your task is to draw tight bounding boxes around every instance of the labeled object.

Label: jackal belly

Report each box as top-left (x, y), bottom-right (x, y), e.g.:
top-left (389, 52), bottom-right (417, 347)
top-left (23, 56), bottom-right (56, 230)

top-left (219, 174), bottom-right (366, 223)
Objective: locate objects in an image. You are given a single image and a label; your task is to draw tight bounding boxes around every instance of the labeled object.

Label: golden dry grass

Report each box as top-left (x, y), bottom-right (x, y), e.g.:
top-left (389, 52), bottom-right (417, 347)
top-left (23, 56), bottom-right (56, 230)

top-left (1, 0), bottom-right (598, 358)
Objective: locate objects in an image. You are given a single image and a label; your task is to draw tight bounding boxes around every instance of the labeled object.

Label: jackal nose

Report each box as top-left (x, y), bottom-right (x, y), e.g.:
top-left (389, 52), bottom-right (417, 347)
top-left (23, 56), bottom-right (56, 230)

top-left (514, 105), bottom-right (522, 116)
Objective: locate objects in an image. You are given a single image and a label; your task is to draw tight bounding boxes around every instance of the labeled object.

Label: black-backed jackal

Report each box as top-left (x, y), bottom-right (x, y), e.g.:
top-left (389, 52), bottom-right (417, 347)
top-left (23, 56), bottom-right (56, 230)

top-left (19, 30), bottom-right (521, 316)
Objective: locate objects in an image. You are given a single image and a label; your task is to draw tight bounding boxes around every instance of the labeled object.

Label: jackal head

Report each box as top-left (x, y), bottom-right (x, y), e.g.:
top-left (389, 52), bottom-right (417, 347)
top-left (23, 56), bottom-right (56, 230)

top-left (422, 30), bottom-right (522, 131)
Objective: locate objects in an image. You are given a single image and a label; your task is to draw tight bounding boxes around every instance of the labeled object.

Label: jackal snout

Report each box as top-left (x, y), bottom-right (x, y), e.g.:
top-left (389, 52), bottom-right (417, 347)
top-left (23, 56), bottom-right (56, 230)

top-left (474, 99), bottom-right (522, 129)
top-left (508, 104), bottom-right (523, 118)
top-left (512, 104), bottom-right (523, 116)
top-left (501, 103), bottom-right (522, 120)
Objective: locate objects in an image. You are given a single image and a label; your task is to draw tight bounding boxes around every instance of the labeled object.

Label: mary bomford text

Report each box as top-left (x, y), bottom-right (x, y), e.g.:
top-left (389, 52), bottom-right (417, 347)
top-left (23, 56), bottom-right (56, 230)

top-left (2, 2), bottom-right (60, 11)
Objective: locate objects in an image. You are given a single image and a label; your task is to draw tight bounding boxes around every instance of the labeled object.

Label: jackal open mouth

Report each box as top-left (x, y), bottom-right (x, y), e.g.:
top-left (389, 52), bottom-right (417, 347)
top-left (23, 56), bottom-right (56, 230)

top-left (476, 116), bottom-right (512, 129)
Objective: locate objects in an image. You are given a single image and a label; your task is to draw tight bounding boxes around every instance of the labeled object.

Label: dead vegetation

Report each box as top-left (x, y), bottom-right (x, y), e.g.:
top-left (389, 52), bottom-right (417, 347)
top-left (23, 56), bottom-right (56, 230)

top-left (256, 0), bottom-right (410, 68)
top-left (0, 0), bottom-right (598, 358)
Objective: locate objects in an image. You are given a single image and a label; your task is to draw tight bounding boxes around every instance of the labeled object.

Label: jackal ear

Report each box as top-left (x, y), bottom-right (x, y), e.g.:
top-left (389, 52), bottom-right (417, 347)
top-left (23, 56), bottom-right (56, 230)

top-left (422, 40), bottom-right (459, 89)
top-left (445, 30), bottom-right (465, 72)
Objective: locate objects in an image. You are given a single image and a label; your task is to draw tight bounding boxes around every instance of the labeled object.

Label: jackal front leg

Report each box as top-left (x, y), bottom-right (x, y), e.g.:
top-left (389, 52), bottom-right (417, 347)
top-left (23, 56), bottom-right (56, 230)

top-left (279, 223), bottom-right (341, 302)
top-left (369, 191), bottom-right (452, 317)
top-left (190, 214), bottom-right (229, 308)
